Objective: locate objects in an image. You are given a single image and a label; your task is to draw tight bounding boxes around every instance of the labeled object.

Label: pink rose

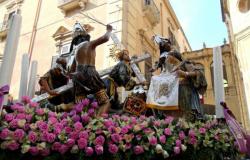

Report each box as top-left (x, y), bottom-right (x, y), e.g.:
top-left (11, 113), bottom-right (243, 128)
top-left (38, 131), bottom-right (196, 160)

top-left (111, 134), bottom-right (121, 143)
top-left (133, 145), bottom-right (144, 155)
top-left (48, 111), bottom-right (57, 118)
top-left (28, 131), bottom-right (37, 143)
top-left (59, 144), bottom-right (69, 154)
top-left (0, 128), bottom-right (9, 139)
top-left (14, 129), bottom-right (25, 141)
top-left (29, 102), bottom-right (38, 108)
top-left (36, 108), bottom-right (45, 116)
top-left (85, 147), bottom-right (94, 156)
top-left (77, 138), bottom-right (87, 149)
top-left (64, 127), bottom-right (72, 134)
top-left (66, 139), bottom-right (75, 147)
top-left (52, 142), bottom-right (61, 151)
top-left (176, 139), bottom-right (182, 147)
top-left (8, 141), bottom-right (19, 151)
top-left (125, 143), bottom-right (132, 150)
top-left (4, 113), bottom-right (14, 122)
top-left (69, 110), bottom-right (76, 116)
top-left (104, 120), bottom-right (114, 128)
top-left (149, 136), bottom-right (157, 146)
top-left (94, 135), bottom-right (105, 146)
top-left (199, 128), bottom-right (206, 134)
top-left (69, 131), bottom-right (79, 140)
top-left (108, 144), bottom-right (118, 154)
top-left (81, 114), bottom-right (90, 123)
top-left (91, 101), bottom-right (98, 109)
top-left (48, 117), bottom-right (58, 124)
top-left (189, 137), bottom-right (197, 145)
top-left (121, 126), bottom-right (129, 134)
top-left (153, 120), bottom-right (161, 127)
top-left (9, 119), bottom-right (18, 128)
top-left (159, 135), bottom-right (166, 144)
top-left (41, 132), bottom-right (48, 141)
top-left (53, 127), bottom-right (62, 135)
top-left (41, 148), bottom-right (50, 156)
top-left (25, 114), bottom-right (33, 122)
top-left (139, 115), bottom-right (146, 121)
top-left (16, 113), bottom-right (26, 119)
top-left (47, 133), bottom-right (56, 143)
top-left (174, 146), bottom-right (181, 154)
top-left (11, 104), bottom-right (20, 111)
top-left (37, 121), bottom-right (48, 131)
top-left (72, 115), bottom-right (81, 122)
top-left (21, 96), bottom-right (31, 104)
top-left (164, 128), bottom-right (172, 136)
top-left (74, 103), bottom-right (83, 113)
top-left (79, 131), bottom-right (89, 139)
top-left (29, 146), bottom-right (39, 156)
top-left (164, 116), bottom-right (174, 124)
top-left (188, 129), bottom-right (196, 137)
top-left (17, 106), bottom-right (25, 113)
top-left (88, 108), bottom-right (95, 117)
top-left (214, 135), bottom-right (220, 141)
top-left (179, 131), bottom-right (186, 140)
top-left (95, 145), bottom-right (104, 155)
top-left (81, 98), bottom-right (90, 106)
top-left (74, 122), bottom-right (83, 132)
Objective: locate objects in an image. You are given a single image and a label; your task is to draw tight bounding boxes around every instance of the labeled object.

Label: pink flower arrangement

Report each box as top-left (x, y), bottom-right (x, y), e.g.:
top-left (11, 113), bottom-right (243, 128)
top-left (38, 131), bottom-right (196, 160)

top-left (0, 97), bottom-right (238, 159)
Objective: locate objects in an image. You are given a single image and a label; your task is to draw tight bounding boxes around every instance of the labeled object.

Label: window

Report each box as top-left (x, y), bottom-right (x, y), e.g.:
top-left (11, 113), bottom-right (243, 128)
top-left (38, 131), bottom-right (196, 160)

top-left (210, 62), bottom-right (228, 88)
top-left (60, 43), bottom-right (70, 55)
top-left (144, 0), bottom-right (151, 5)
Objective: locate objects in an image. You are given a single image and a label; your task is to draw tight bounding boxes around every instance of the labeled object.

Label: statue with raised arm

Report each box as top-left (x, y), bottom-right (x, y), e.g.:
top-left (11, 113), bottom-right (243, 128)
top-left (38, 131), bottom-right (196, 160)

top-left (71, 24), bottom-right (113, 116)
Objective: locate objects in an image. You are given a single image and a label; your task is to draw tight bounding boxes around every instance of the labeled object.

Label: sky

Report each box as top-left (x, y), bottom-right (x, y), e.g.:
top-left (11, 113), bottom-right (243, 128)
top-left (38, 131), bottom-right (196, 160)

top-left (169, 0), bottom-right (228, 51)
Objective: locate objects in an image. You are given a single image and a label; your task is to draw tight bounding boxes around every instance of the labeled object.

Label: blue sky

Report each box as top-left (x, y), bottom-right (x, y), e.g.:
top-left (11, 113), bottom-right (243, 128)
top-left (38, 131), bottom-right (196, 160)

top-left (169, 0), bottom-right (228, 51)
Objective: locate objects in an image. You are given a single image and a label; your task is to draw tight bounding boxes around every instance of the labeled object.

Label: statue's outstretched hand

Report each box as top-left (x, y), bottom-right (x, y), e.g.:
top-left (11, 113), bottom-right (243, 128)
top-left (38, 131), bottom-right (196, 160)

top-left (106, 24), bottom-right (113, 32)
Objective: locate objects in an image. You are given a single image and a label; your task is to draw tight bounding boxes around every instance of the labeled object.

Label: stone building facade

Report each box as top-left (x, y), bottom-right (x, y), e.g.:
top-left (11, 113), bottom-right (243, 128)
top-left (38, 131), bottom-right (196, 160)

top-left (220, 0), bottom-right (250, 130)
top-left (0, 0), bottom-right (191, 98)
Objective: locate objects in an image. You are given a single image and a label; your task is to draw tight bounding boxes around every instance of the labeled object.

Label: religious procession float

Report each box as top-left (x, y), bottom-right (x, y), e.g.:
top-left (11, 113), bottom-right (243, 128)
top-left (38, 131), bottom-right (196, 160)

top-left (0, 15), bottom-right (249, 160)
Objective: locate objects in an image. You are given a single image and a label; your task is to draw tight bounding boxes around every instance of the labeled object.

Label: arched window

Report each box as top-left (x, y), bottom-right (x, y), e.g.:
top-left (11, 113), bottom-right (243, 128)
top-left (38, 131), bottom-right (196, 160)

top-left (210, 61), bottom-right (228, 88)
top-left (238, 0), bottom-right (250, 13)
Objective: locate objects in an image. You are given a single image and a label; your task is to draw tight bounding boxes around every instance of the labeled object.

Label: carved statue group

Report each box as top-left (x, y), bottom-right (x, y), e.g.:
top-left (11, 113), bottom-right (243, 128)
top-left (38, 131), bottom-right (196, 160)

top-left (39, 22), bottom-right (207, 120)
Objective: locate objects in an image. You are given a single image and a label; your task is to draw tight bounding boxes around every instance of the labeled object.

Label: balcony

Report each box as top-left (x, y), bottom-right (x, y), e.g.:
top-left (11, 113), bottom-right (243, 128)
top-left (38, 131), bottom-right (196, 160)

top-left (58, 0), bottom-right (88, 13)
top-left (142, 0), bottom-right (160, 26)
top-left (0, 21), bottom-right (9, 38)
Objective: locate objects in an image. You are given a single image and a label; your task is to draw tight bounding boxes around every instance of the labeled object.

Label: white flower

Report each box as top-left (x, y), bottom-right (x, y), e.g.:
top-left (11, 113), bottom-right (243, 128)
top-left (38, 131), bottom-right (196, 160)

top-left (155, 144), bottom-right (163, 154)
top-left (17, 119), bottom-right (26, 128)
top-left (162, 150), bottom-right (169, 158)
top-left (181, 144), bottom-right (187, 151)
top-left (70, 145), bottom-right (79, 154)
top-left (21, 144), bottom-right (30, 154)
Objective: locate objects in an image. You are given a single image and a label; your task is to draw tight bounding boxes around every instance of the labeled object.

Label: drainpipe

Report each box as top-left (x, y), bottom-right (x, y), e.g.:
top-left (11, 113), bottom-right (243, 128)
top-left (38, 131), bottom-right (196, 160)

top-left (28, 0), bottom-right (42, 62)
